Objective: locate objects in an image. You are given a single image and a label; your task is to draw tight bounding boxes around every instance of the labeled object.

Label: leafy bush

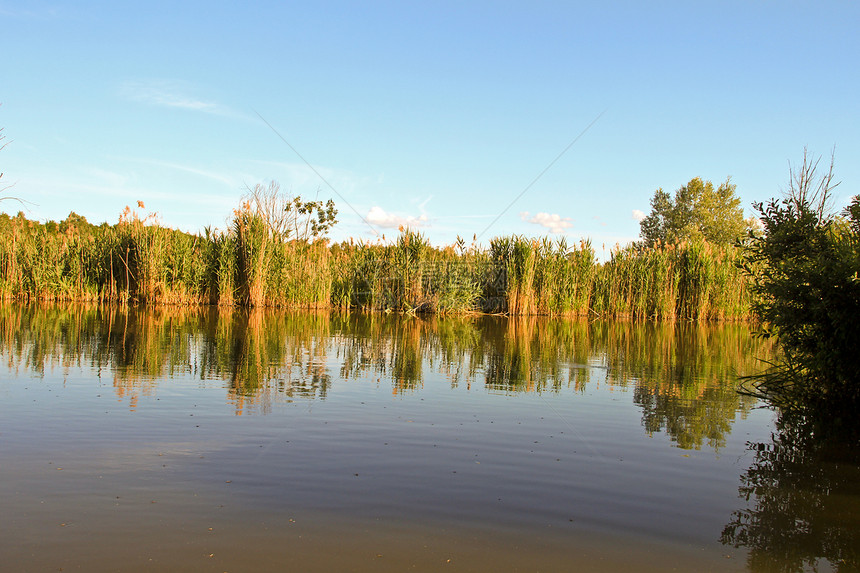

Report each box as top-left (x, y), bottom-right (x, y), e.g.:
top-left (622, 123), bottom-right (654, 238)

top-left (742, 151), bottom-right (860, 438)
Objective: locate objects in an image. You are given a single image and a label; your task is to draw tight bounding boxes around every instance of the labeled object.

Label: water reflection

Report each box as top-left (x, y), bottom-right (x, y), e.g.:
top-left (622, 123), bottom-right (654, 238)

top-left (1, 303), bottom-right (768, 446)
top-left (595, 321), bottom-right (768, 450)
top-left (721, 414), bottom-right (860, 571)
top-left (6, 303), bottom-right (860, 571)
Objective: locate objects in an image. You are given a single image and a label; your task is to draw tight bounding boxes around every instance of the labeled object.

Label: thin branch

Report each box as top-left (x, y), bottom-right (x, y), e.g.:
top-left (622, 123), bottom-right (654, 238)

top-left (787, 147), bottom-right (840, 221)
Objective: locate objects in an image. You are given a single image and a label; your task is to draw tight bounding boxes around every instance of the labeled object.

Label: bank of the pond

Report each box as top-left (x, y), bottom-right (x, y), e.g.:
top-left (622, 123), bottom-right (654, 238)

top-left (0, 210), bottom-right (750, 320)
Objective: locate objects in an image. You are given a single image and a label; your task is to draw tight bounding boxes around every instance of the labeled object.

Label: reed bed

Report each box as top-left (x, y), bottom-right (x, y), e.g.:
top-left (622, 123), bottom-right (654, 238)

top-left (0, 209), bottom-right (751, 320)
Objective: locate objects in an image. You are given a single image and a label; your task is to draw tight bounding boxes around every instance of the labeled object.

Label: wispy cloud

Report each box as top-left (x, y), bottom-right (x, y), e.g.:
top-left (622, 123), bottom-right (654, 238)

top-left (632, 209), bottom-right (646, 222)
top-left (0, 3), bottom-right (63, 19)
top-left (366, 206), bottom-right (429, 230)
top-left (519, 211), bottom-right (573, 234)
top-left (245, 160), bottom-right (373, 197)
top-left (84, 167), bottom-right (128, 188)
top-left (118, 157), bottom-right (238, 187)
top-left (592, 215), bottom-right (608, 227)
top-left (120, 80), bottom-right (241, 118)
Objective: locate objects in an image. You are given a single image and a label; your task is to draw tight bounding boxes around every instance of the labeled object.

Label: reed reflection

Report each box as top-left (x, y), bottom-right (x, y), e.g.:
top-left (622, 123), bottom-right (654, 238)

top-left (0, 303), bottom-right (770, 447)
top-left (207, 309), bottom-right (333, 413)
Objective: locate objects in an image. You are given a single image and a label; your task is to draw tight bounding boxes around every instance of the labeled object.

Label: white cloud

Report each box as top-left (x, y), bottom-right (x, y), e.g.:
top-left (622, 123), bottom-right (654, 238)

top-left (119, 157), bottom-right (237, 186)
top-left (120, 80), bottom-right (240, 118)
top-left (366, 206), bottom-right (429, 229)
top-left (519, 211), bottom-right (573, 234)
top-left (632, 209), bottom-right (646, 222)
top-left (84, 167), bottom-right (128, 188)
top-left (0, 5), bottom-right (62, 18)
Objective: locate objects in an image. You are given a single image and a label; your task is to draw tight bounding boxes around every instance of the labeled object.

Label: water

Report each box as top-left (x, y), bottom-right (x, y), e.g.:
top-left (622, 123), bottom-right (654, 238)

top-left (0, 304), bottom-right (857, 572)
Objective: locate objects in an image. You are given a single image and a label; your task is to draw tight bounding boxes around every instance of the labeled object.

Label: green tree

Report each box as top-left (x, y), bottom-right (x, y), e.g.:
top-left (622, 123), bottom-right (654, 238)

top-left (844, 194), bottom-right (860, 233)
top-left (243, 181), bottom-right (338, 241)
top-left (741, 151), bottom-right (860, 438)
top-left (59, 212), bottom-right (93, 235)
top-left (639, 177), bottom-right (748, 246)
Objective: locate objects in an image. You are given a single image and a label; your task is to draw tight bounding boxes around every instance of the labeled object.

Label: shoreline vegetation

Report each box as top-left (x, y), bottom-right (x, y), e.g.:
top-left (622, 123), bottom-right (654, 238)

top-left (0, 203), bottom-right (751, 320)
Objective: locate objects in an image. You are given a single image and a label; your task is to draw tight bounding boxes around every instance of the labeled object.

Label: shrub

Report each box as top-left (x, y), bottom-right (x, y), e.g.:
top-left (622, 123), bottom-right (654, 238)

top-left (742, 151), bottom-right (860, 439)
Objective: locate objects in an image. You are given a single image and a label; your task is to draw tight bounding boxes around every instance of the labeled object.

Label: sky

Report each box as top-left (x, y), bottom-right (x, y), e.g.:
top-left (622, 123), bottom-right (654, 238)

top-left (1, 1), bottom-right (858, 250)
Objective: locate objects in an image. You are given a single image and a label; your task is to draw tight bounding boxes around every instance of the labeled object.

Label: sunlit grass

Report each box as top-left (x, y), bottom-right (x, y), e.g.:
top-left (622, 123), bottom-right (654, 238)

top-left (0, 209), bottom-right (751, 320)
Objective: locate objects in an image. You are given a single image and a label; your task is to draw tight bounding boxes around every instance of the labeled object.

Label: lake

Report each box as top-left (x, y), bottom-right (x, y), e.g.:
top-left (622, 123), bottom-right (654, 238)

top-left (1, 304), bottom-right (857, 572)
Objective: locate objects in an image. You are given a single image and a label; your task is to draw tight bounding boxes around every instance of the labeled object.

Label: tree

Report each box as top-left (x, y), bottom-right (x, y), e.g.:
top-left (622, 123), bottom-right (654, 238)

top-left (59, 212), bottom-right (93, 235)
top-left (741, 151), bottom-right (860, 439)
top-left (242, 180), bottom-right (338, 241)
top-left (844, 194), bottom-right (860, 233)
top-left (639, 177), bottom-right (748, 246)
top-left (0, 117), bottom-right (15, 204)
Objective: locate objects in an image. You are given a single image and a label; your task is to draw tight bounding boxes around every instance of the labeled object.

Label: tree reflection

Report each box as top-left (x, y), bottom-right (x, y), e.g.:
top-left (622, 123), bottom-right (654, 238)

top-left (721, 414), bottom-right (860, 571)
top-left (596, 322), bottom-right (764, 450)
top-left (0, 303), bottom-right (771, 446)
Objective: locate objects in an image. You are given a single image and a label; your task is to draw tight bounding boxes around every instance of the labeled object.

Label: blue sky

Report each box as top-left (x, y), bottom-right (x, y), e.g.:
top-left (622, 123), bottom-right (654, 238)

top-left (2, 1), bottom-right (858, 249)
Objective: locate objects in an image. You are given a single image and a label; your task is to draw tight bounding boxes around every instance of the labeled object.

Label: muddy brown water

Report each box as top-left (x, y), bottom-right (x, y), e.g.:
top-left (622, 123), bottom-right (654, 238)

top-left (1, 305), bottom-right (857, 572)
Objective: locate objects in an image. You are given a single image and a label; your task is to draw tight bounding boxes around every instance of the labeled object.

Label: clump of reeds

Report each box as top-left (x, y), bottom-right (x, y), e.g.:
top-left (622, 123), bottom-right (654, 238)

top-left (487, 236), bottom-right (597, 316)
top-left (330, 229), bottom-right (485, 314)
top-left (0, 206), bottom-right (752, 320)
top-left (591, 239), bottom-right (749, 321)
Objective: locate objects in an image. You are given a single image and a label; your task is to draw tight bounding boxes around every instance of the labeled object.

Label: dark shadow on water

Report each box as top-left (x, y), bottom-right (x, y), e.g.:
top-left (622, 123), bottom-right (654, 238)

top-left (721, 412), bottom-right (860, 572)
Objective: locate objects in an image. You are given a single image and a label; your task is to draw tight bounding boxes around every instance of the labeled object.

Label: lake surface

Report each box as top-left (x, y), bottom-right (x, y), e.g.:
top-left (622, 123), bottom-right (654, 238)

top-left (1, 304), bottom-right (857, 572)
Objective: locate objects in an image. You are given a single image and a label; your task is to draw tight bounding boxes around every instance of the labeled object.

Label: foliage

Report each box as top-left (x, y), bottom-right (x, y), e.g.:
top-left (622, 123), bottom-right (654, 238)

top-left (639, 177), bottom-right (748, 247)
top-left (590, 240), bottom-right (749, 321)
top-left (844, 194), bottom-right (860, 233)
top-left (741, 151), bottom-right (860, 439)
top-left (243, 180), bottom-right (338, 241)
top-left (330, 229), bottom-right (486, 313)
top-left (0, 203), bottom-right (751, 319)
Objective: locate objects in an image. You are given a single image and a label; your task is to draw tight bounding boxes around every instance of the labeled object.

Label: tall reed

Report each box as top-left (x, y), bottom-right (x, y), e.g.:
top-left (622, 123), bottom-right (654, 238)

top-left (591, 240), bottom-right (748, 321)
top-left (0, 209), bottom-right (752, 319)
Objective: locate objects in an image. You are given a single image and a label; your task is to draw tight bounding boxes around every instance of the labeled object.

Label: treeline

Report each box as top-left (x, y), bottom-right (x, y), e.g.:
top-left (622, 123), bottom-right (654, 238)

top-left (0, 205), bottom-right (751, 320)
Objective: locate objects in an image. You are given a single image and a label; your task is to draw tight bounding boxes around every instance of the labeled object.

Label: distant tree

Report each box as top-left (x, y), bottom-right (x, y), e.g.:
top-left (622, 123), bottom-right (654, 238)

top-left (639, 177), bottom-right (748, 246)
top-left (844, 194), bottom-right (860, 233)
top-left (242, 180), bottom-right (338, 241)
top-left (59, 212), bottom-right (92, 235)
top-left (0, 116), bottom-right (14, 203)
